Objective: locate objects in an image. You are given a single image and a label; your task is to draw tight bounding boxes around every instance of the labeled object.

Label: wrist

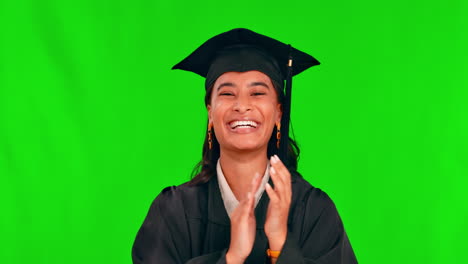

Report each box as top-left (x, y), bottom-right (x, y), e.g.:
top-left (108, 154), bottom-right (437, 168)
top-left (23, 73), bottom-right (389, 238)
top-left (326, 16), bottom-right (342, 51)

top-left (226, 250), bottom-right (245, 264)
top-left (267, 231), bottom-right (287, 251)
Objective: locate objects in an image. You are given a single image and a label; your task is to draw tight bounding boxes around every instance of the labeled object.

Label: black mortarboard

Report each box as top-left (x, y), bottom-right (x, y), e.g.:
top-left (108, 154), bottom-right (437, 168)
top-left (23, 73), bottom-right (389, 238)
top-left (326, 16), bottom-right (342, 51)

top-left (172, 28), bottom-right (320, 164)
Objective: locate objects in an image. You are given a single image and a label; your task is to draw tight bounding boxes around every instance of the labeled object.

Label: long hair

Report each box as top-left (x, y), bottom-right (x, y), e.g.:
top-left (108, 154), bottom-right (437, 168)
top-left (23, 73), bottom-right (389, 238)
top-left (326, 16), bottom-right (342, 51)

top-left (189, 80), bottom-right (301, 185)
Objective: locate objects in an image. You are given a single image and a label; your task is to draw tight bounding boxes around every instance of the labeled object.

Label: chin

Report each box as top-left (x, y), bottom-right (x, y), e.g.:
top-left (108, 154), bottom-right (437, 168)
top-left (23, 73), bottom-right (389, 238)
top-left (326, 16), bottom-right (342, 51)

top-left (224, 140), bottom-right (267, 153)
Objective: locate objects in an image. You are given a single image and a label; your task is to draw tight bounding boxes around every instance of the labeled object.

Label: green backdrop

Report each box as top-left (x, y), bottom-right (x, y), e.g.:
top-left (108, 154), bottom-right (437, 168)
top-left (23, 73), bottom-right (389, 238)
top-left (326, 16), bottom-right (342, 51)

top-left (1, 0), bottom-right (466, 263)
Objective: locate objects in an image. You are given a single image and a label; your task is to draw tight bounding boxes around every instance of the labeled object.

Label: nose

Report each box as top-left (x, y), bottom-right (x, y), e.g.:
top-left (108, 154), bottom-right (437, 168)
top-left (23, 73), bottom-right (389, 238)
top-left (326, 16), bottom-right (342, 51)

top-left (232, 94), bottom-right (252, 113)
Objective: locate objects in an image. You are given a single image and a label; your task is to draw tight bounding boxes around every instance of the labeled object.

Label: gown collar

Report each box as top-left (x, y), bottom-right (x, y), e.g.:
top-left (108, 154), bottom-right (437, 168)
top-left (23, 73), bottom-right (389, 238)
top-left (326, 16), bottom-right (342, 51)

top-left (216, 159), bottom-right (270, 218)
top-left (208, 168), bottom-right (272, 228)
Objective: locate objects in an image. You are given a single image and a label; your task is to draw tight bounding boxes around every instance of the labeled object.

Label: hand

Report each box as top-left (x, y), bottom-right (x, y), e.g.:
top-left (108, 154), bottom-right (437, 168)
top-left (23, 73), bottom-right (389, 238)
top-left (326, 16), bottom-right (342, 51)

top-left (264, 155), bottom-right (292, 251)
top-left (226, 173), bottom-right (263, 264)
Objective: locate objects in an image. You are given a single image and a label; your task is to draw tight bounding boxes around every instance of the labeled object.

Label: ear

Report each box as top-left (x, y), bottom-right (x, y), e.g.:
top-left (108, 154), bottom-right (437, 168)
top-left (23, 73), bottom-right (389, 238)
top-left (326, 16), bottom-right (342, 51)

top-left (276, 103), bottom-right (283, 124)
top-left (207, 104), bottom-right (212, 124)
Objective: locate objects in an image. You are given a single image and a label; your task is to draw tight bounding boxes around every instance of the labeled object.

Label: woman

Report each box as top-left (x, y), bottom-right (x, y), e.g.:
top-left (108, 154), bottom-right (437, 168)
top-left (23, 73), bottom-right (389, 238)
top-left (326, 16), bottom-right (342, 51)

top-left (132, 28), bottom-right (357, 264)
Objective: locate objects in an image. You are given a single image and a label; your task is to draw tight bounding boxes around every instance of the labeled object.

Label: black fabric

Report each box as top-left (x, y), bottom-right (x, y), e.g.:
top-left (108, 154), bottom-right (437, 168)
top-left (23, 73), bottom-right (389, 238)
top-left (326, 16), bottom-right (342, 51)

top-left (132, 173), bottom-right (358, 264)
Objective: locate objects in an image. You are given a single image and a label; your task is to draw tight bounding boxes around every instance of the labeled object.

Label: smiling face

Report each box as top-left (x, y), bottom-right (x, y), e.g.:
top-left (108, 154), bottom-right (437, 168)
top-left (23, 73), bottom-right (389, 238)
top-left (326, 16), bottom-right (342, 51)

top-left (208, 71), bottom-right (282, 154)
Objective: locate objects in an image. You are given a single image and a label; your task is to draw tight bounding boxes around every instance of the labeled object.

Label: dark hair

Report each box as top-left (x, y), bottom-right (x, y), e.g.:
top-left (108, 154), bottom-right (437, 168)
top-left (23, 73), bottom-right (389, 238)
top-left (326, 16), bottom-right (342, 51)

top-left (189, 80), bottom-right (301, 185)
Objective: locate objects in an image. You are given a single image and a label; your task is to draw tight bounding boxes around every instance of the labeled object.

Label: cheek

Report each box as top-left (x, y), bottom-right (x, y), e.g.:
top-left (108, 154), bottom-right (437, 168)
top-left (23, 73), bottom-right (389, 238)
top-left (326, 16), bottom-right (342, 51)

top-left (265, 103), bottom-right (280, 121)
top-left (210, 103), bottom-right (229, 128)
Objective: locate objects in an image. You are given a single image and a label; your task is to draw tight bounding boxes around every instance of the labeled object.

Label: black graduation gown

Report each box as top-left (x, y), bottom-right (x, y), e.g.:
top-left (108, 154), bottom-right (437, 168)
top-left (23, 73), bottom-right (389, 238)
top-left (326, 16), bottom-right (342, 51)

top-left (132, 173), bottom-right (358, 264)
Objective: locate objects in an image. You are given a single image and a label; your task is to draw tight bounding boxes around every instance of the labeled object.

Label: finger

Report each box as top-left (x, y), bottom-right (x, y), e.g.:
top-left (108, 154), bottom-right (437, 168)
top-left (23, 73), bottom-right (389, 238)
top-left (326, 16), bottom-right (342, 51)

top-left (270, 158), bottom-right (291, 203)
top-left (239, 191), bottom-right (253, 206)
top-left (265, 183), bottom-right (280, 204)
top-left (269, 165), bottom-right (285, 195)
top-left (251, 172), bottom-right (263, 195)
top-left (247, 191), bottom-right (256, 213)
top-left (272, 155), bottom-right (292, 191)
top-left (270, 156), bottom-right (286, 186)
top-left (272, 155), bottom-right (291, 183)
top-left (239, 192), bottom-right (254, 216)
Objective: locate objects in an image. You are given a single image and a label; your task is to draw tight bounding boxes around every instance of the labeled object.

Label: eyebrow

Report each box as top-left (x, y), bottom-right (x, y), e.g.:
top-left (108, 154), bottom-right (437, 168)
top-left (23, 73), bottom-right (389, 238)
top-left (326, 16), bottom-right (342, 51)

top-left (216, 82), bottom-right (236, 91)
top-left (248, 82), bottom-right (270, 89)
top-left (216, 81), bottom-right (270, 91)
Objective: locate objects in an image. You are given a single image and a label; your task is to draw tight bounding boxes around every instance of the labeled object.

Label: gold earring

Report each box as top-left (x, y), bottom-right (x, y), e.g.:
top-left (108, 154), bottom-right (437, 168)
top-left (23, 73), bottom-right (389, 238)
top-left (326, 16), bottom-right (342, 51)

top-left (276, 123), bottom-right (281, 149)
top-left (208, 124), bottom-right (213, 150)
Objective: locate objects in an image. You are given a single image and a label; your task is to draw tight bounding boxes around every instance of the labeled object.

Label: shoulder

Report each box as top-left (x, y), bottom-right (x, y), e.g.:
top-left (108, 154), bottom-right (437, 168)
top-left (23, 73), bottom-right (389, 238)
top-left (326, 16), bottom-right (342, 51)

top-left (158, 180), bottom-right (209, 201)
top-left (151, 181), bottom-right (209, 219)
top-left (290, 172), bottom-right (344, 235)
top-left (290, 171), bottom-right (337, 212)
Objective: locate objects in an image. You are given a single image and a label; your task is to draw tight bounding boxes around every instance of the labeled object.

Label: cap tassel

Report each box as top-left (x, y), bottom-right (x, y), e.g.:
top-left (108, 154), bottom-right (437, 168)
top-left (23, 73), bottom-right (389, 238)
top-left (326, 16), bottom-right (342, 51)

top-left (279, 45), bottom-right (293, 165)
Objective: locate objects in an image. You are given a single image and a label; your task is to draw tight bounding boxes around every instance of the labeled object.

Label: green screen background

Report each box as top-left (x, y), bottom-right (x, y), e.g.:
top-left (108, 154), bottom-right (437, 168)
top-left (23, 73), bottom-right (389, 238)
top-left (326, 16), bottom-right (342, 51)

top-left (1, 0), bottom-right (466, 263)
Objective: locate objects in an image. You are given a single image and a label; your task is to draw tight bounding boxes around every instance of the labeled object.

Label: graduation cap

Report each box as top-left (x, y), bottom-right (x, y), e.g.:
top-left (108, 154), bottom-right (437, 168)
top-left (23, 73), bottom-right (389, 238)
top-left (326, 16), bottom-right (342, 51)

top-left (172, 28), bottom-right (320, 165)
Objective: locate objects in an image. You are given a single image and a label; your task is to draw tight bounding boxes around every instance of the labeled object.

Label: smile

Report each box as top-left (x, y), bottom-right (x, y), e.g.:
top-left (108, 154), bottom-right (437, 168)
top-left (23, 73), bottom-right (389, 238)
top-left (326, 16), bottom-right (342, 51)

top-left (229, 120), bottom-right (259, 129)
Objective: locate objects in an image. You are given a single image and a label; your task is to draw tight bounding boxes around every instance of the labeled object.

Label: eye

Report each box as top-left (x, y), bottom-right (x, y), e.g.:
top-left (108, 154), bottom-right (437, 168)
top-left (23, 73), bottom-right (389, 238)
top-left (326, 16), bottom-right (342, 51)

top-left (252, 92), bottom-right (266, 96)
top-left (220, 92), bottom-right (234, 96)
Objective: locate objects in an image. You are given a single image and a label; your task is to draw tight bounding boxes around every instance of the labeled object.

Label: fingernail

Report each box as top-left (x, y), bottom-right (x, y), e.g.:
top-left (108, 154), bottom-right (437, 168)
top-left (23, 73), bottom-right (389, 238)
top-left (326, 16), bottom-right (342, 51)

top-left (270, 155), bottom-right (277, 164)
top-left (270, 167), bottom-right (276, 174)
top-left (274, 155), bottom-right (280, 161)
top-left (266, 183), bottom-right (271, 189)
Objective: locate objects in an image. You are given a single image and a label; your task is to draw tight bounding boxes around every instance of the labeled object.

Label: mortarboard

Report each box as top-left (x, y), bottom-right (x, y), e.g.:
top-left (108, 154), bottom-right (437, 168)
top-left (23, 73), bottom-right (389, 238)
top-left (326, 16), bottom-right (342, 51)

top-left (172, 28), bottom-right (320, 165)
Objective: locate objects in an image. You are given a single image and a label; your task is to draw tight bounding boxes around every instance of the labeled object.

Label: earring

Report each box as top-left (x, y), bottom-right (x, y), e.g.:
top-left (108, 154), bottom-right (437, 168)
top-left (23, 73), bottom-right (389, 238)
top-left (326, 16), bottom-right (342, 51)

top-left (208, 124), bottom-right (213, 150)
top-left (276, 122), bottom-right (281, 149)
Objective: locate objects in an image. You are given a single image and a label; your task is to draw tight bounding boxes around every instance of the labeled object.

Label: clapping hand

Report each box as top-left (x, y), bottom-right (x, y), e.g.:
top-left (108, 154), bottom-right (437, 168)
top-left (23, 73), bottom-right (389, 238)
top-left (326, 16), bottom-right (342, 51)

top-left (226, 155), bottom-right (292, 264)
top-left (226, 172), bottom-right (262, 264)
top-left (265, 155), bottom-right (292, 252)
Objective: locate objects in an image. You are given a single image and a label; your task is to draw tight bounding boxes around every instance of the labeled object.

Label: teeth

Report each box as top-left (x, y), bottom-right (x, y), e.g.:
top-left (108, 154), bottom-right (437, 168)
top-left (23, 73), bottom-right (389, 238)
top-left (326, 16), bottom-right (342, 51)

top-left (230, 120), bottom-right (258, 128)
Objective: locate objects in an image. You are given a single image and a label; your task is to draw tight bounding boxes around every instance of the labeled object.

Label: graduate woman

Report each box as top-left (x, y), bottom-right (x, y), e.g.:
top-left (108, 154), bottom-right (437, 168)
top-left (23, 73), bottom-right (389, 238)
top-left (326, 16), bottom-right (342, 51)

top-left (132, 28), bottom-right (358, 264)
